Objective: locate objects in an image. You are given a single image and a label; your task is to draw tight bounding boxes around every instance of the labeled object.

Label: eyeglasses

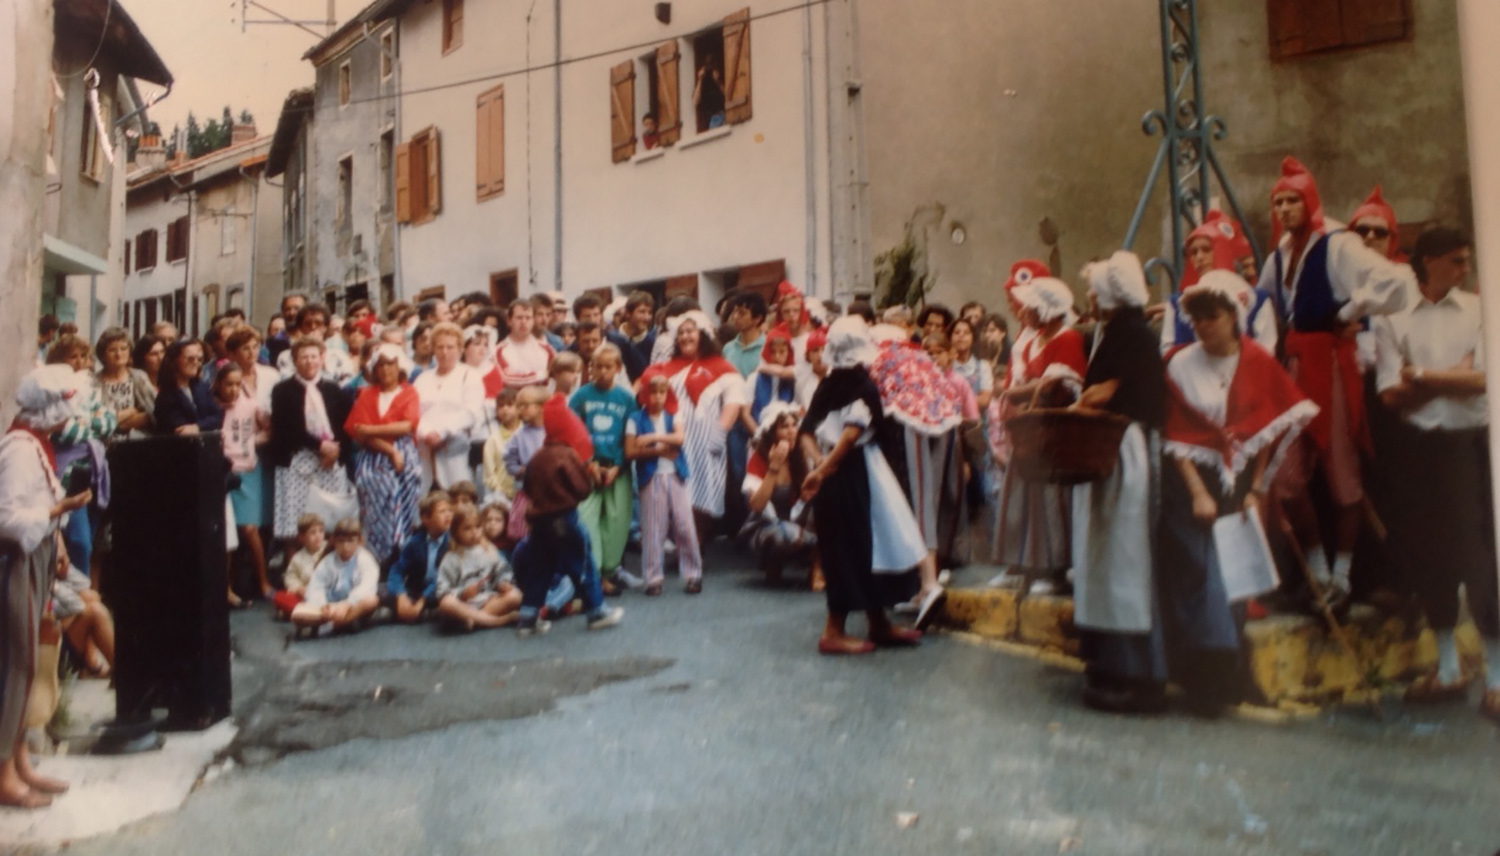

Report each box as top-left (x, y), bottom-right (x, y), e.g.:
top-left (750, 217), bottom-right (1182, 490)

top-left (1352, 225), bottom-right (1390, 240)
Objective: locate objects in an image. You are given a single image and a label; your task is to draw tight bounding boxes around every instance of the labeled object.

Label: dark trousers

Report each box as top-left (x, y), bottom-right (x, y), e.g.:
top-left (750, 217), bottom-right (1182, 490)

top-left (513, 509), bottom-right (605, 618)
top-left (1387, 425), bottom-right (1499, 637)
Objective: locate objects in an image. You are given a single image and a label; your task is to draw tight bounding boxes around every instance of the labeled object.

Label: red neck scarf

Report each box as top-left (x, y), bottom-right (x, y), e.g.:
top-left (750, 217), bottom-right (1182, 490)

top-left (1163, 338), bottom-right (1315, 488)
top-left (638, 355), bottom-right (737, 412)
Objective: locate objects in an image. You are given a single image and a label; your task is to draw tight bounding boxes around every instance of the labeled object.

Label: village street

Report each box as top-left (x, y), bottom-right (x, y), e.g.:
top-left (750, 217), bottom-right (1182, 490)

top-left (27, 554), bottom-right (1500, 856)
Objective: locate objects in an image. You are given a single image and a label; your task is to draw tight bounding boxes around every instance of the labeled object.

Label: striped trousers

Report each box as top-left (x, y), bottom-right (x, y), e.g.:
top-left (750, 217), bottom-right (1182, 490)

top-left (640, 473), bottom-right (702, 585)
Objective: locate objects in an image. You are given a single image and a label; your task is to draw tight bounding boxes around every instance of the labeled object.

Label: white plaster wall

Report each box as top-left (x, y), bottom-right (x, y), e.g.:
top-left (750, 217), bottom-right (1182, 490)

top-left (395, 0), bottom-right (554, 299)
top-left (192, 175), bottom-right (259, 321)
top-left (560, 0), bottom-right (833, 299)
top-left (0, 0), bottom-right (54, 425)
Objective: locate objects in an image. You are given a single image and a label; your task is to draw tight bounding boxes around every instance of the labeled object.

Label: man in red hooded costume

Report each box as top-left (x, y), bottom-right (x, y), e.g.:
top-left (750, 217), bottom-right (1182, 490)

top-left (1256, 156), bottom-right (1414, 608)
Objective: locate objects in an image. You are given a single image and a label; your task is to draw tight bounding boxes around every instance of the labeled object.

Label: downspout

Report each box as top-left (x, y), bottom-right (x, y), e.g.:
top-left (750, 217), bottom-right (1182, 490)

top-left (239, 163), bottom-right (260, 319)
top-left (801, 1), bottom-right (817, 296)
top-left (113, 82), bottom-right (172, 133)
top-left (553, 0), bottom-right (563, 294)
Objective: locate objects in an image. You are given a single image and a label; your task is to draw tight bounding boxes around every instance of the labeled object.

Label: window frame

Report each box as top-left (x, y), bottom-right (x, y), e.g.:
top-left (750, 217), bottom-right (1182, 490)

top-left (165, 217), bottom-right (189, 265)
top-left (379, 29), bottom-right (396, 80)
top-left (442, 0), bottom-right (464, 55)
top-left (338, 60), bottom-right (352, 108)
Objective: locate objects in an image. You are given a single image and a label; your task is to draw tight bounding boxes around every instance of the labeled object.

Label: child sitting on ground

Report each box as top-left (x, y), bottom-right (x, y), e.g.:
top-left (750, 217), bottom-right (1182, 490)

top-left (481, 387), bottom-right (522, 505)
top-left (435, 507), bottom-right (522, 631)
top-left (385, 491), bottom-right (454, 623)
top-left (448, 479), bottom-right (480, 516)
top-left (481, 501), bottom-right (515, 556)
top-left (625, 375), bottom-right (704, 595)
top-left (273, 514), bottom-right (325, 620)
top-left (291, 517), bottom-right (382, 637)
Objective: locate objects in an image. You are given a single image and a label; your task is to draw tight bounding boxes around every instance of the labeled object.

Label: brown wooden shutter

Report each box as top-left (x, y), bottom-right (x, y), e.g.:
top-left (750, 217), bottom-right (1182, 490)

top-left (476, 85), bottom-right (505, 199)
top-left (655, 41), bottom-right (682, 147)
top-left (610, 61), bottom-right (636, 163)
top-left (424, 127), bottom-right (442, 217)
top-left (124, 238), bottom-right (131, 273)
top-left (180, 217), bottom-right (190, 259)
top-left (722, 8), bottom-right (752, 125)
top-left (664, 274), bottom-right (698, 300)
top-left (444, 0), bottom-right (464, 52)
top-left (394, 141), bottom-right (412, 223)
top-left (1267, 0), bottom-right (1344, 59)
top-left (1340, 0), bottom-right (1411, 47)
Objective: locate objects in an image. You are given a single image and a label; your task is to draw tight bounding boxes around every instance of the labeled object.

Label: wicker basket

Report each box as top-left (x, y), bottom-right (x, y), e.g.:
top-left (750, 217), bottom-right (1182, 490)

top-left (1004, 407), bottom-right (1131, 485)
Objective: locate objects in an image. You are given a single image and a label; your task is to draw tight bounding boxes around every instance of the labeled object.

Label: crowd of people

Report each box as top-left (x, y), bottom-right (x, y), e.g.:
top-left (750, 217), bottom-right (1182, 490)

top-left (1, 153), bottom-right (1497, 805)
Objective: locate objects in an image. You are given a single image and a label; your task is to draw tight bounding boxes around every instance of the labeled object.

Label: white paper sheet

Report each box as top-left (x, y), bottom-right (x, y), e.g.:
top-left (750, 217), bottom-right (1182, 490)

top-left (1213, 507), bottom-right (1280, 602)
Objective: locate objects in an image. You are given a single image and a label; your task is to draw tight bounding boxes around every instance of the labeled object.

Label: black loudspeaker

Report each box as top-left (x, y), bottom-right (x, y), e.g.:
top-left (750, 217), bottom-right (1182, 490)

top-left (103, 433), bottom-right (231, 730)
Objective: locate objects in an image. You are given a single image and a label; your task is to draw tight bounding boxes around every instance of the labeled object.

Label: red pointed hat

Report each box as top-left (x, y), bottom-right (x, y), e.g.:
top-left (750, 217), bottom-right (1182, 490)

top-left (1270, 156), bottom-right (1325, 242)
top-left (1348, 185), bottom-right (1400, 260)
top-left (1180, 211), bottom-right (1248, 290)
top-left (774, 280), bottom-right (802, 303)
top-left (1004, 259), bottom-right (1051, 292)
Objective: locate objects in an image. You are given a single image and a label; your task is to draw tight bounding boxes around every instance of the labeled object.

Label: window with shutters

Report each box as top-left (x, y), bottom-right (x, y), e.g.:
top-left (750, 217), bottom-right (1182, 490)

top-left (687, 9), bottom-right (750, 135)
top-left (339, 61), bottom-right (351, 107)
top-left (395, 126), bottom-right (441, 225)
top-left (165, 217), bottom-right (189, 264)
top-left (476, 84), bottom-right (505, 201)
top-left (80, 87), bottom-right (111, 182)
top-left (380, 29), bottom-right (395, 80)
top-left (442, 0), bottom-right (464, 55)
top-left (135, 229), bottom-right (158, 271)
top-left (379, 129), bottom-right (394, 212)
top-left (1267, 0), bottom-right (1412, 60)
top-left (609, 61), bottom-right (636, 163)
top-left (634, 41), bottom-right (683, 152)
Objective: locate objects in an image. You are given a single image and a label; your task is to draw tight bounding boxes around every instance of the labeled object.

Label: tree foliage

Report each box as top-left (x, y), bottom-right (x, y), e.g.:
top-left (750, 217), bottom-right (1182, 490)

top-left (159, 106), bottom-right (258, 160)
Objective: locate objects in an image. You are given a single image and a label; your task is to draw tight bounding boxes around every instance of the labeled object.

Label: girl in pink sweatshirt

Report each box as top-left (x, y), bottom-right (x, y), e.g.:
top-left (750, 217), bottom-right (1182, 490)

top-left (215, 364), bottom-right (272, 605)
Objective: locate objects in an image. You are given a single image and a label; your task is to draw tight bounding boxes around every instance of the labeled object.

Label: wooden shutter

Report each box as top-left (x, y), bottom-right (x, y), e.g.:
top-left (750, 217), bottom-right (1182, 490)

top-left (722, 8), bottom-right (752, 125)
top-left (1340, 0), bottom-right (1412, 47)
top-left (610, 61), bottom-right (636, 163)
top-left (1267, 0), bottom-right (1345, 59)
top-left (124, 239), bottom-right (130, 274)
top-left (655, 41), bottom-right (682, 147)
top-left (394, 141), bottom-right (412, 223)
top-left (476, 85), bottom-right (505, 200)
top-left (424, 127), bottom-right (442, 218)
top-left (443, 0), bottom-right (464, 52)
top-left (180, 217), bottom-right (190, 260)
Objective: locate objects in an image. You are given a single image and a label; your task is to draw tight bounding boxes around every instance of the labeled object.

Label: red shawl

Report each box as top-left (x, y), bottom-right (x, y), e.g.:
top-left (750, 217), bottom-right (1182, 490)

top-left (1025, 327), bottom-right (1087, 380)
top-left (344, 383), bottom-right (421, 436)
top-left (636, 356), bottom-right (737, 413)
top-left (1163, 337), bottom-right (1317, 490)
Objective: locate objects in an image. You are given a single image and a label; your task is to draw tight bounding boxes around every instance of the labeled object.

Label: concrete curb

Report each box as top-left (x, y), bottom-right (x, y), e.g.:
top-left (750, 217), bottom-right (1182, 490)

top-left (935, 587), bottom-right (1483, 707)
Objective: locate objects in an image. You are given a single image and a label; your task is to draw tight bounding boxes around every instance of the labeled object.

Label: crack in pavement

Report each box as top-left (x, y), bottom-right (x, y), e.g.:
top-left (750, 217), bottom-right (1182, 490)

top-left (227, 656), bottom-right (674, 766)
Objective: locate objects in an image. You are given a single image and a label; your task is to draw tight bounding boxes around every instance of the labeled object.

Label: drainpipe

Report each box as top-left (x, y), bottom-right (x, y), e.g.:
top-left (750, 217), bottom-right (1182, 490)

top-left (801, 1), bottom-right (817, 296)
top-left (553, 0), bottom-right (563, 294)
top-left (113, 82), bottom-right (172, 133)
top-left (239, 163), bottom-right (260, 320)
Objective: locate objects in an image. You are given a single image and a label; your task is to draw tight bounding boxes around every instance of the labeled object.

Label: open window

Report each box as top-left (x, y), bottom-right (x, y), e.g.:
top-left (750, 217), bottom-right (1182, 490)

top-left (395, 126), bottom-right (441, 225)
top-left (690, 9), bottom-right (751, 134)
top-left (336, 155), bottom-right (353, 229)
top-left (637, 41), bottom-right (682, 150)
top-left (339, 61), bottom-right (351, 107)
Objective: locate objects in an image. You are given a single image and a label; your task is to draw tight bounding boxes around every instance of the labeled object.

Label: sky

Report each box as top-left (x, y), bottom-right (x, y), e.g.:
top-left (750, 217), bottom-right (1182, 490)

top-left (118, 0), bottom-right (340, 138)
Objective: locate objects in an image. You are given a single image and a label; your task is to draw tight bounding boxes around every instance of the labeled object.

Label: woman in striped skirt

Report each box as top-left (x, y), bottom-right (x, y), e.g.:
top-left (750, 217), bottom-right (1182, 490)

top-left (344, 344), bottom-right (423, 565)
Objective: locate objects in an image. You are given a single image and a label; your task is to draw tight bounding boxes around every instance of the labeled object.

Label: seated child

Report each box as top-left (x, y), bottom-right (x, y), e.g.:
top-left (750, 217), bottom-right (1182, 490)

top-left (448, 479), bottom-right (480, 516)
top-left (435, 507), bottom-right (523, 631)
top-left (386, 491), bottom-right (454, 623)
top-left (625, 375), bottom-right (704, 595)
top-left (481, 501), bottom-right (515, 556)
top-left (273, 514), bottom-right (324, 620)
top-left (481, 388), bottom-right (522, 505)
top-left (291, 517), bottom-right (382, 636)
top-left (51, 557), bottom-right (114, 678)
top-left (511, 404), bottom-right (624, 636)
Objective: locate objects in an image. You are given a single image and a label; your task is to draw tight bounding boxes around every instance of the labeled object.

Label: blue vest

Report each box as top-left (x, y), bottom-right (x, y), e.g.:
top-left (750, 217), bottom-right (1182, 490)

top-left (629, 409), bottom-right (690, 483)
top-left (1271, 231), bottom-right (1344, 333)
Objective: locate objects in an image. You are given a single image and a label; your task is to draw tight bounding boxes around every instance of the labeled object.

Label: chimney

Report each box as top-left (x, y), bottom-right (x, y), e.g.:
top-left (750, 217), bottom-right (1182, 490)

top-left (230, 123), bottom-right (258, 145)
top-left (134, 132), bottom-right (166, 169)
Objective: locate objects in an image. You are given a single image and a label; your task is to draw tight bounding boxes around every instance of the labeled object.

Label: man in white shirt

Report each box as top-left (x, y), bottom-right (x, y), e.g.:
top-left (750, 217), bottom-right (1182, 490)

top-left (1372, 227), bottom-right (1500, 720)
top-left (493, 299), bottom-right (556, 389)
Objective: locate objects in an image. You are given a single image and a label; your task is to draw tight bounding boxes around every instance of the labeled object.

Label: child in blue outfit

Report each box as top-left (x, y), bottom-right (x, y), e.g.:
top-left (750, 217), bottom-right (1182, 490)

top-left (386, 491), bottom-right (453, 623)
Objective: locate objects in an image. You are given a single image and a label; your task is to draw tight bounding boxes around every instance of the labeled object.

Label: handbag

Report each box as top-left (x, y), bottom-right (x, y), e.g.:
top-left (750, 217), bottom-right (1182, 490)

top-left (305, 477), bottom-right (361, 529)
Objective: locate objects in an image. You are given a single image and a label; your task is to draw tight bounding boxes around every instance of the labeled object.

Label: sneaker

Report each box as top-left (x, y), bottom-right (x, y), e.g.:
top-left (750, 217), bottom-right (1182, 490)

top-left (516, 618), bottom-right (553, 638)
top-left (936, 569), bottom-right (952, 586)
top-left (586, 606), bottom-right (625, 630)
top-left (616, 568), bottom-right (647, 590)
top-left (1028, 579), bottom-right (1056, 596)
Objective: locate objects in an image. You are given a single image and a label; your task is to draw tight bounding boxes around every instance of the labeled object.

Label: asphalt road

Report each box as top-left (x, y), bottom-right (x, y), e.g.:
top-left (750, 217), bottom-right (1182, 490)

top-left (41, 552), bottom-right (1500, 856)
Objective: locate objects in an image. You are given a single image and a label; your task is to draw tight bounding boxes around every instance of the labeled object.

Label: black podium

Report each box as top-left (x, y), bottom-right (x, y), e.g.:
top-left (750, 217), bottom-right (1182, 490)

top-left (103, 433), bottom-right (231, 732)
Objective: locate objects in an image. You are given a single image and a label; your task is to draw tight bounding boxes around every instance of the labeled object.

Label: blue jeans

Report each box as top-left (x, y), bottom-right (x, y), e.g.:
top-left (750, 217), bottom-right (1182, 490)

top-left (514, 509), bottom-right (606, 620)
top-left (724, 423), bottom-right (752, 533)
top-left (62, 504), bottom-right (93, 577)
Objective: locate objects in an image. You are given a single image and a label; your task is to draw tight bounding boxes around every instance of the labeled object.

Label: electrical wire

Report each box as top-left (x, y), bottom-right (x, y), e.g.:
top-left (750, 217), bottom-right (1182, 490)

top-left (337, 0), bottom-right (833, 109)
top-left (56, 0), bottom-right (113, 78)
